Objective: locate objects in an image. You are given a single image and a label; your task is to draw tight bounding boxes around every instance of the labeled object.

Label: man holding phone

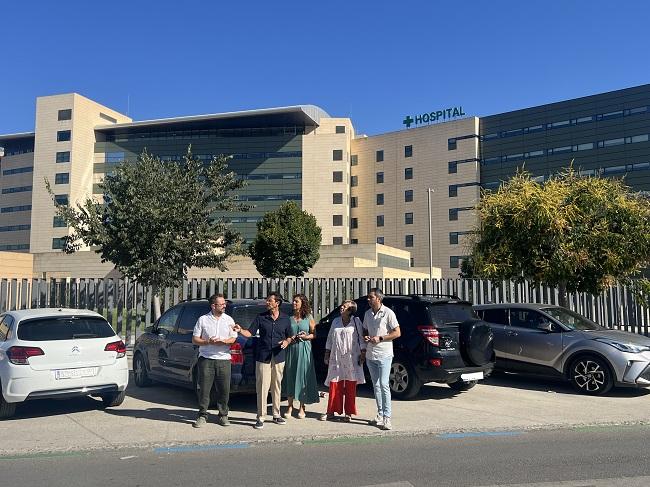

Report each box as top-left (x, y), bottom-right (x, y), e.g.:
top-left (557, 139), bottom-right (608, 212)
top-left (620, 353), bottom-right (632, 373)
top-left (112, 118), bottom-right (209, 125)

top-left (192, 293), bottom-right (238, 428)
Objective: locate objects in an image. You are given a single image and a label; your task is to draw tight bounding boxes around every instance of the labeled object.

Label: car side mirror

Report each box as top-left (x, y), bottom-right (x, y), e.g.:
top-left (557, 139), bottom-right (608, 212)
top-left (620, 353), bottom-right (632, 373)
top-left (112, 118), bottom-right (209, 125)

top-left (537, 322), bottom-right (553, 333)
top-left (157, 328), bottom-right (170, 338)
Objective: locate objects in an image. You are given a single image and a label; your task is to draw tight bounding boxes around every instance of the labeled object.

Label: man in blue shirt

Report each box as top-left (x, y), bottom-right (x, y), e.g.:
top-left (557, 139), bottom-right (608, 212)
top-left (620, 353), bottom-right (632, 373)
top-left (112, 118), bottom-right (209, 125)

top-left (233, 292), bottom-right (293, 429)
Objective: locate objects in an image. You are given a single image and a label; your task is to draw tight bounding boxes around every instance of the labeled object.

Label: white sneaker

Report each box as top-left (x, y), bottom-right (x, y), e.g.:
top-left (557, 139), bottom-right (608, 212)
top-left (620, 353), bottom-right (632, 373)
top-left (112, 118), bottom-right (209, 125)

top-left (370, 414), bottom-right (384, 427)
top-left (381, 417), bottom-right (392, 430)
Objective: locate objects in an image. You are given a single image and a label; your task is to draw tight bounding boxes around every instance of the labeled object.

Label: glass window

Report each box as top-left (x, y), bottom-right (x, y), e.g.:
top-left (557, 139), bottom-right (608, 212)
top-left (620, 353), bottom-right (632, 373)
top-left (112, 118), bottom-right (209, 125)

top-left (448, 138), bottom-right (457, 150)
top-left (335, 125), bottom-right (346, 134)
top-left (376, 150), bottom-right (384, 162)
top-left (525, 124), bottom-right (544, 133)
top-left (351, 238), bottom-right (358, 244)
top-left (351, 175), bottom-right (358, 187)
top-left (376, 236), bottom-right (384, 245)
top-left (351, 196), bottom-right (358, 208)
top-left (404, 168), bottom-right (413, 180)
top-left (449, 185), bottom-right (458, 197)
top-left (56, 151), bottom-right (70, 163)
top-left (52, 238), bottom-right (65, 250)
top-left (53, 216), bottom-right (66, 228)
top-left (599, 110), bottom-right (624, 121)
top-left (574, 143), bottom-right (594, 151)
top-left (405, 235), bottom-right (413, 247)
top-left (333, 237), bottom-right (343, 245)
top-left (449, 209), bottom-right (458, 221)
top-left (377, 215), bottom-right (384, 227)
top-left (376, 193), bottom-right (384, 205)
top-left (405, 190), bottom-right (413, 202)
top-left (55, 173), bottom-right (69, 184)
top-left (405, 212), bottom-right (413, 224)
top-left (157, 306), bottom-right (182, 333)
top-left (404, 145), bottom-right (413, 158)
top-left (629, 134), bottom-right (649, 144)
top-left (57, 109), bottom-right (72, 121)
top-left (333, 171), bottom-right (343, 183)
top-left (478, 308), bottom-right (509, 326)
top-left (448, 162), bottom-right (457, 174)
top-left (526, 150), bottom-right (545, 158)
top-left (17, 317), bottom-right (115, 341)
top-left (333, 193), bottom-right (343, 204)
top-left (482, 156), bottom-right (501, 165)
top-left (376, 172), bottom-right (384, 184)
top-left (450, 256), bottom-right (461, 268)
top-left (549, 120), bottom-right (570, 129)
top-left (54, 194), bottom-right (69, 205)
top-left (57, 130), bottom-right (71, 142)
top-left (176, 303), bottom-right (209, 334)
top-left (549, 146), bottom-right (572, 155)
top-left (351, 155), bottom-right (358, 166)
top-left (509, 309), bottom-right (553, 330)
top-left (449, 232), bottom-right (459, 244)
top-left (333, 215), bottom-right (343, 226)
top-left (599, 138), bottom-right (625, 148)
top-left (575, 116), bottom-right (594, 124)
top-left (628, 106), bottom-right (648, 115)
top-left (333, 149), bottom-right (343, 161)
top-left (351, 218), bottom-right (358, 229)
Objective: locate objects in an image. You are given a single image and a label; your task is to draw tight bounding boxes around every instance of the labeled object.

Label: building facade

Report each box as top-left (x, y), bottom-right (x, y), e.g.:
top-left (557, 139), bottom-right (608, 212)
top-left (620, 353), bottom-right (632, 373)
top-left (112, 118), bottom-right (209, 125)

top-left (1, 84), bottom-right (649, 278)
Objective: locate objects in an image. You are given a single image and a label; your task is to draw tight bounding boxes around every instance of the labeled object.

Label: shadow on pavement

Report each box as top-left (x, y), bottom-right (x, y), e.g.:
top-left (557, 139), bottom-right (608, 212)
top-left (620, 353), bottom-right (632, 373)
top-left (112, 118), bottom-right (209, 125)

top-left (7, 396), bottom-right (106, 421)
top-left (483, 371), bottom-right (650, 398)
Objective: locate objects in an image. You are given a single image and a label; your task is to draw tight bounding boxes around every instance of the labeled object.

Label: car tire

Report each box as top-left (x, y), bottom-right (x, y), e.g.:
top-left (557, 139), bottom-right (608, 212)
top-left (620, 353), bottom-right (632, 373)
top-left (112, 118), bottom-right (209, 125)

top-left (459, 320), bottom-right (494, 367)
top-left (448, 379), bottom-right (478, 391)
top-left (389, 359), bottom-right (421, 400)
top-left (133, 353), bottom-right (153, 387)
top-left (0, 390), bottom-right (17, 420)
top-left (568, 355), bottom-right (614, 395)
top-left (101, 390), bottom-right (126, 408)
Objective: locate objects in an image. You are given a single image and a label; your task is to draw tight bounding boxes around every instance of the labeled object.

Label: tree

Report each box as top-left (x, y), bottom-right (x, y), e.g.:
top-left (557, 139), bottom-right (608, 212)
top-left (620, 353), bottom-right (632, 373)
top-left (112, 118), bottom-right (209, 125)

top-left (249, 201), bottom-right (322, 278)
top-left (461, 167), bottom-right (650, 306)
top-left (48, 147), bottom-right (249, 318)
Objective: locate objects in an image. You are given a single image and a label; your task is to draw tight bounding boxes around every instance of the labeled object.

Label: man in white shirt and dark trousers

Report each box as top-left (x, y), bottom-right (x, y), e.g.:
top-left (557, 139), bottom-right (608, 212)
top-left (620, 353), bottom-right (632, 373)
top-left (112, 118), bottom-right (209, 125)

top-left (363, 288), bottom-right (401, 430)
top-left (192, 293), bottom-right (238, 428)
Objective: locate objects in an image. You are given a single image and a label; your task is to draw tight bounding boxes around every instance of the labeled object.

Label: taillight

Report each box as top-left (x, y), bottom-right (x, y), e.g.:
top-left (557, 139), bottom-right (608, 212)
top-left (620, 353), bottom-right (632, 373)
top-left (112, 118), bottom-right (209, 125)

top-left (230, 342), bottom-right (243, 365)
top-left (429, 358), bottom-right (442, 366)
top-left (417, 326), bottom-right (439, 346)
top-left (105, 340), bottom-right (127, 358)
top-left (7, 346), bottom-right (45, 365)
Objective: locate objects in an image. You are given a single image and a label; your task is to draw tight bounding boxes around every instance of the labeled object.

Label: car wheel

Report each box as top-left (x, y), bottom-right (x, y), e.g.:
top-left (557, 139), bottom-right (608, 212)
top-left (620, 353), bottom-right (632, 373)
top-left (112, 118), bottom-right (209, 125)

top-left (389, 359), bottom-right (421, 400)
top-left (568, 355), bottom-right (614, 395)
top-left (101, 390), bottom-right (126, 408)
top-left (448, 379), bottom-right (477, 391)
top-left (133, 353), bottom-right (152, 387)
top-left (0, 390), bottom-right (17, 420)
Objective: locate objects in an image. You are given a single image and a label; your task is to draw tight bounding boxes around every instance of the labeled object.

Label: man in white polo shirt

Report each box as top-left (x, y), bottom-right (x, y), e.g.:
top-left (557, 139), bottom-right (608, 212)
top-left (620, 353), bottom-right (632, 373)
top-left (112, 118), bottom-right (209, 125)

top-left (192, 293), bottom-right (237, 428)
top-left (363, 288), bottom-right (401, 431)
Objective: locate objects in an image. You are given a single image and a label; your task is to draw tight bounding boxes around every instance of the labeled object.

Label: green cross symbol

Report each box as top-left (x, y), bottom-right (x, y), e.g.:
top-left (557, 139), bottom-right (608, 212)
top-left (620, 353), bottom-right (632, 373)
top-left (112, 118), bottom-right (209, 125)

top-left (403, 115), bottom-right (414, 128)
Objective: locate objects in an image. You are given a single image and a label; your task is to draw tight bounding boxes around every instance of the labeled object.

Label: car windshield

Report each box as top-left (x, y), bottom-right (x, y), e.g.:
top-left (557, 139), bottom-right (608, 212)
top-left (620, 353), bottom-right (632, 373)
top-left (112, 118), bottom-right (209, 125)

top-left (17, 317), bottom-right (116, 341)
top-left (541, 307), bottom-right (601, 331)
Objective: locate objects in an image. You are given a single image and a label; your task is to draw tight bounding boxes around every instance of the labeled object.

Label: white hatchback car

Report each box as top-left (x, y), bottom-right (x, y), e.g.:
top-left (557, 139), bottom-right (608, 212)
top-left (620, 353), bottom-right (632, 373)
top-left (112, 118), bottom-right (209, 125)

top-left (0, 308), bottom-right (129, 419)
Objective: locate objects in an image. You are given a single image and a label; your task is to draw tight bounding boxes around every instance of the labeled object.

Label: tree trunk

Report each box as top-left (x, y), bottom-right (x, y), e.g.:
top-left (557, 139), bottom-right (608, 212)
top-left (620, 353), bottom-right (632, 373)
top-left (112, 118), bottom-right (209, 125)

top-left (153, 287), bottom-right (162, 321)
top-left (558, 281), bottom-right (568, 308)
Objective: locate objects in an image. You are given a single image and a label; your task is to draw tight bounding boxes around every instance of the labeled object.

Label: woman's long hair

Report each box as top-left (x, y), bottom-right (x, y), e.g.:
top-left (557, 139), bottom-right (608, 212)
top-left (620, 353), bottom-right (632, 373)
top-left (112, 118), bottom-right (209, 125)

top-left (293, 294), bottom-right (312, 319)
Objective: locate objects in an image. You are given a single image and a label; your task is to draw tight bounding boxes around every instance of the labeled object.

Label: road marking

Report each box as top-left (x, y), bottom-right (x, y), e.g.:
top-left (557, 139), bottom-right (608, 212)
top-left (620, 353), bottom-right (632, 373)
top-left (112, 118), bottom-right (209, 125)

top-left (0, 451), bottom-right (86, 461)
top-left (303, 436), bottom-right (393, 445)
top-left (154, 443), bottom-right (250, 454)
top-left (437, 431), bottom-right (523, 439)
top-left (120, 455), bottom-right (137, 460)
top-left (361, 483), bottom-right (414, 487)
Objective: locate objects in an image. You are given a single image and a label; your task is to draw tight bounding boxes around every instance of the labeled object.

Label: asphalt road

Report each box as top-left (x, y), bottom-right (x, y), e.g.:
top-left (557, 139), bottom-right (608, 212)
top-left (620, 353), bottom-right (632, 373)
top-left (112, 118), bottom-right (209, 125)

top-left (2, 425), bottom-right (650, 486)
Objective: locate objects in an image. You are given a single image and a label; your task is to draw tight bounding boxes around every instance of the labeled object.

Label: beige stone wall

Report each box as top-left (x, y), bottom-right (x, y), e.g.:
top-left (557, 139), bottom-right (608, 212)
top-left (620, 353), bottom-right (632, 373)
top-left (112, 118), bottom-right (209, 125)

top-left (30, 94), bottom-right (130, 254)
top-left (31, 244), bottom-right (440, 280)
top-left (350, 117), bottom-right (480, 277)
top-left (0, 251), bottom-right (34, 278)
top-left (0, 151), bottom-right (34, 249)
top-left (302, 118), bottom-right (354, 245)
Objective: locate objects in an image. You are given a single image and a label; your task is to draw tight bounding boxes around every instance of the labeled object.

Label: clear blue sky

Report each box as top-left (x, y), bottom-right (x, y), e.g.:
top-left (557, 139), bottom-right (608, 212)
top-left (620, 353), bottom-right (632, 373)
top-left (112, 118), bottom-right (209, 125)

top-left (2, 0), bottom-right (649, 136)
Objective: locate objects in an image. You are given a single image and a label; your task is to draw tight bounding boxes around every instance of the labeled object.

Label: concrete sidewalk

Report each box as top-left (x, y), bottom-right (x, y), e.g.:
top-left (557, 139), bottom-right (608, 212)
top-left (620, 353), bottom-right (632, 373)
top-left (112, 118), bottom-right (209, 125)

top-left (2, 372), bottom-right (650, 455)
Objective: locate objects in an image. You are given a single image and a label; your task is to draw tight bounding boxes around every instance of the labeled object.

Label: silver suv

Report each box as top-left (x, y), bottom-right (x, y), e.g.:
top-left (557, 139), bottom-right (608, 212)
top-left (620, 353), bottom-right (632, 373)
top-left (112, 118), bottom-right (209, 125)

top-left (474, 303), bottom-right (650, 395)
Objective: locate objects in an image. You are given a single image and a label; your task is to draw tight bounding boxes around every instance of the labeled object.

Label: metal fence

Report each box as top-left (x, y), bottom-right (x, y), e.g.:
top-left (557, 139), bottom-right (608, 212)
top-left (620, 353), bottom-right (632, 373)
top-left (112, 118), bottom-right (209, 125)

top-left (0, 277), bottom-right (648, 343)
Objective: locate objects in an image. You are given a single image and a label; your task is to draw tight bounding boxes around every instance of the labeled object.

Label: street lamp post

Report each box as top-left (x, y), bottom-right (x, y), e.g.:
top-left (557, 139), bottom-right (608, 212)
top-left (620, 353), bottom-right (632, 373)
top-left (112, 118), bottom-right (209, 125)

top-left (427, 187), bottom-right (434, 285)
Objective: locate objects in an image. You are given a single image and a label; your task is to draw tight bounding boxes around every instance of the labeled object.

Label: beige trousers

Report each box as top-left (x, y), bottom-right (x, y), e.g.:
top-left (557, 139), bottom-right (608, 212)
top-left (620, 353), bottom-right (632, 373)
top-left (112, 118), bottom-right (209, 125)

top-left (255, 358), bottom-right (285, 420)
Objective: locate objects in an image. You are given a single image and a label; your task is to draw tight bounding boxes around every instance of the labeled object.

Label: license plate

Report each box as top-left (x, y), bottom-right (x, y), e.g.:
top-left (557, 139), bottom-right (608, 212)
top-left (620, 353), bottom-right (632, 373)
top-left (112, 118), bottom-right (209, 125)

top-left (460, 372), bottom-right (483, 381)
top-left (54, 367), bottom-right (99, 380)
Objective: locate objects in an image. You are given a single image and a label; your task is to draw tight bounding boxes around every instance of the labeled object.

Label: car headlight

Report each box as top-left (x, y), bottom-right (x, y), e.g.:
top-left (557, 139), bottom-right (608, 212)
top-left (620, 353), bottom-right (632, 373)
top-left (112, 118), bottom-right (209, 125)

top-left (595, 338), bottom-right (650, 353)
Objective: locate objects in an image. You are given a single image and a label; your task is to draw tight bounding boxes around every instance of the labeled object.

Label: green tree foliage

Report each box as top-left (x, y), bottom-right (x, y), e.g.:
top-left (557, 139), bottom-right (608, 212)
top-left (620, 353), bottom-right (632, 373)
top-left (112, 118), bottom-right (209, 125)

top-left (249, 201), bottom-right (322, 278)
top-left (47, 147), bottom-right (249, 316)
top-left (462, 167), bottom-right (650, 304)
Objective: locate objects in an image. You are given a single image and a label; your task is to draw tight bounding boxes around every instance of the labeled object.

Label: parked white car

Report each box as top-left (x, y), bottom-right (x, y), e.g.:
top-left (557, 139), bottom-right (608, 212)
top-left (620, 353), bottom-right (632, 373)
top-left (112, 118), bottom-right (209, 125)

top-left (0, 308), bottom-right (129, 419)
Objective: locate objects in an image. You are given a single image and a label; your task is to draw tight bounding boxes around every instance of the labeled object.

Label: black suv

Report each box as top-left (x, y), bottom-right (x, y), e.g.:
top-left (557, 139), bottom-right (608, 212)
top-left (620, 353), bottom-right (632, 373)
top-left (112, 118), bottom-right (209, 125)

top-left (132, 299), bottom-right (292, 402)
top-left (312, 294), bottom-right (495, 399)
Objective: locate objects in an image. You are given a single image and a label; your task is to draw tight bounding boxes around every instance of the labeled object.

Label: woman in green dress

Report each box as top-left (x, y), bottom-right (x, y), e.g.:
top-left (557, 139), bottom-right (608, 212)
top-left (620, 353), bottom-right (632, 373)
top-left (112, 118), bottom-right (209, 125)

top-left (282, 294), bottom-right (319, 418)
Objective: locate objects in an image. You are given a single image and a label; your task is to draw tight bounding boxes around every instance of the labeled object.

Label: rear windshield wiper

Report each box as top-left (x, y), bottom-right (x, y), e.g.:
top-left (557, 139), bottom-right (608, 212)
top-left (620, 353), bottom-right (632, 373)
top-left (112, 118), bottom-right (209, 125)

top-left (72, 333), bottom-right (99, 339)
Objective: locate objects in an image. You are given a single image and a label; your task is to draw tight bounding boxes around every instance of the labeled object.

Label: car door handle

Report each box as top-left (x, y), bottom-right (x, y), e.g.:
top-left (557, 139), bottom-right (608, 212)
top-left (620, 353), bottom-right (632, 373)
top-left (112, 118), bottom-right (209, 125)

top-left (506, 331), bottom-right (518, 336)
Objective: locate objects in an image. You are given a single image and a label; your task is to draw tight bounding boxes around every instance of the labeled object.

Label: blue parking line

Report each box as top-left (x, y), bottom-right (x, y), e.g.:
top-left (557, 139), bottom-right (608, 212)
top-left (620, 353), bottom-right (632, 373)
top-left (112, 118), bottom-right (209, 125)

top-left (154, 443), bottom-right (250, 454)
top-left (437, 431), bottom-right (523, 439)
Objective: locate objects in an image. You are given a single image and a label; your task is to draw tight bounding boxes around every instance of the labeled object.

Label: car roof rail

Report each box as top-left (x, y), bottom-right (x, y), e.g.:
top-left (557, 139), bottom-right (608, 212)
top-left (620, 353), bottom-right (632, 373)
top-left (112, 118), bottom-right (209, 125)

top-left (383, 293), bottom-right (461, 300)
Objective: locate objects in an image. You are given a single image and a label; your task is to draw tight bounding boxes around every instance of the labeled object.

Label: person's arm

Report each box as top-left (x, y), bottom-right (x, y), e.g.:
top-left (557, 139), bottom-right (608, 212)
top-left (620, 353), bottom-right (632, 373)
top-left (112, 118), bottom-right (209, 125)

top-left (279, 320), bottom-right (293, 349)
top-left (233, 318), bottom-right (256, 338)
top-left (368, 311), bottom-right (401, 344)
top-left (192, 317), bottom-right (211, 346)
top-left (304, 316), bottom-right (316, 340)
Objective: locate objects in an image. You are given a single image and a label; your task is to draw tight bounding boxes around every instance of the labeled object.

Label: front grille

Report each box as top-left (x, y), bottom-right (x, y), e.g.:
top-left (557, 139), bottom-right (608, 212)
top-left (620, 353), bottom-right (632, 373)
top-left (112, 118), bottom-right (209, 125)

top-left (638, 365), bottom-right (650, 382)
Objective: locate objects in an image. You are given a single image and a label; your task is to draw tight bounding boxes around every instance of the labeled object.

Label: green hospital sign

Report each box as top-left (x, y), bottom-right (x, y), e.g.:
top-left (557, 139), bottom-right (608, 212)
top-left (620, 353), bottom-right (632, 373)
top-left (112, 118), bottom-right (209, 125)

top-left (403, 106), bottom-right (466, 128)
